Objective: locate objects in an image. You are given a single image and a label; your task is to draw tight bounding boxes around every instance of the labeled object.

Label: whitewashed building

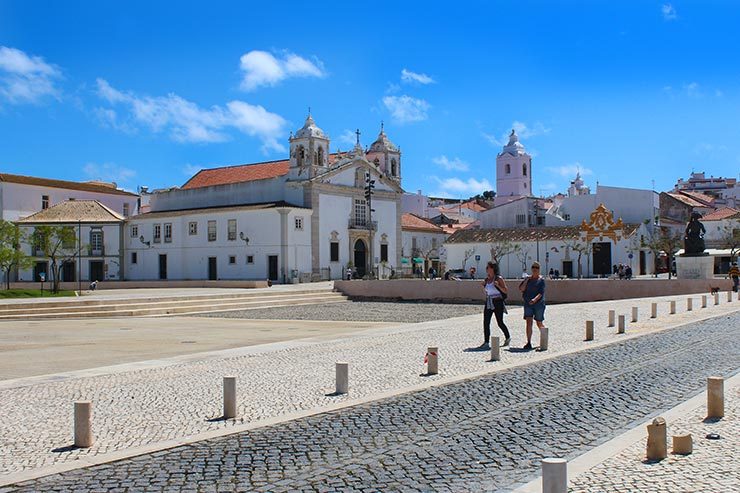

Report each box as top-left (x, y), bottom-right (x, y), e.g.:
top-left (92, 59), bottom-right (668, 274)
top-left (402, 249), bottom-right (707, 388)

top-left (0, 173), bottom-right (138, 221)
top-left (401, 213), bottom-right (447, 275)
top-left (494, 130), bottom-right (532, 206)
top-left (125, 115), bottom-right (404, 282)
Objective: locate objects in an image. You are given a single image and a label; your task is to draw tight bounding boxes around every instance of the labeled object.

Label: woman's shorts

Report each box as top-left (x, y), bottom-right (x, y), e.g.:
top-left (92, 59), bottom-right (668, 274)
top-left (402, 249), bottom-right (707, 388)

top-left (523, 303), bottom-right (546, 321)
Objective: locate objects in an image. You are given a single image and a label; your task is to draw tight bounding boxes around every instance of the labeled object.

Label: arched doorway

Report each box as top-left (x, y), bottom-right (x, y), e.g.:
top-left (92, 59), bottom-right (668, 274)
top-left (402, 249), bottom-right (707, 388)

top-left (353, 239), bottom-right (367, 278)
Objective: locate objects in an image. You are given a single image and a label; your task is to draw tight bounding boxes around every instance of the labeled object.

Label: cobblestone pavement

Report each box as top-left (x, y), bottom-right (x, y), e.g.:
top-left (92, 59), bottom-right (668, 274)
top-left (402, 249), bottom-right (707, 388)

top-left (197, 301), bottom-right (484, 323)
top-left (570, 386), bottom-right (739, 493)
top-left (8, 312), bottom-right (739, 492)
top-left (0, 295), bottom-right (736, 478)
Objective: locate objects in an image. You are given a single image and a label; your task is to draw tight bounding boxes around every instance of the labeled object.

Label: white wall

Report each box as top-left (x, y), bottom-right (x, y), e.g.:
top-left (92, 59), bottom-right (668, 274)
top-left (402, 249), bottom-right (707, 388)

top-left (149, 178), bottom-right (289, 212)
top-left (480, 199), bottom-right (530, 228)
top-left (402, 192), bottom-right (431, 218)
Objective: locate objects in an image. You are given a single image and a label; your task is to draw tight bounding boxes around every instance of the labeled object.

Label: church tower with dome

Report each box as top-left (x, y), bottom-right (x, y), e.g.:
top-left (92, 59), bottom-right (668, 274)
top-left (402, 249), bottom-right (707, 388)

top-left (289, 112), bottom-right (330, 179)
top-left (495, 129), bottom-right (532, 200)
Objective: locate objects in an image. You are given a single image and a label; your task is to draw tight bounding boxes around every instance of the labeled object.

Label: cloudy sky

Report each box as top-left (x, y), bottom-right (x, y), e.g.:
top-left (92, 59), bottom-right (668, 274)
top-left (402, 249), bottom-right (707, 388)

top-left (1, 1), bottom-right (738, 198)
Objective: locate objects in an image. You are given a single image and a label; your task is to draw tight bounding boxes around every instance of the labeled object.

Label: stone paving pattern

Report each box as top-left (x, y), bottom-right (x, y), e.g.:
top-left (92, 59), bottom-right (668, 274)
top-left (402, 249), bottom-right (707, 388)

top-left (0, 295), bottom-right (736, 477)
top-left (7, 312), bottom-right (739, 492)
top-left (570, 386), bottom-right (739, 493)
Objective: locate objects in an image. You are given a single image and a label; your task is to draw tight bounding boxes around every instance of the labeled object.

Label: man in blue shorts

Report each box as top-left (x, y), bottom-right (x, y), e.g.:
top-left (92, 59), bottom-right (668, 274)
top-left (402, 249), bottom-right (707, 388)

top-left (519, 261), bottom-right (546, 350)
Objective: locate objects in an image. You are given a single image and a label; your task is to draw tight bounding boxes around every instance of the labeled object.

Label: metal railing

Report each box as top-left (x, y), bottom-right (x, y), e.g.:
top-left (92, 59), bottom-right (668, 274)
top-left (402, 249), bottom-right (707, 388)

top-left (348, 218), bottom-right (377, 230)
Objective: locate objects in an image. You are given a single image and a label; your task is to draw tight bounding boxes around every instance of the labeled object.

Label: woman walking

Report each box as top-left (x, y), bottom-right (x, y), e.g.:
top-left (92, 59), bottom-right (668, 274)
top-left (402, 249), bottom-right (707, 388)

top-left (479, 261), bottom-right (511, 349)
top-left (519, 261), bottom-right (546, 350)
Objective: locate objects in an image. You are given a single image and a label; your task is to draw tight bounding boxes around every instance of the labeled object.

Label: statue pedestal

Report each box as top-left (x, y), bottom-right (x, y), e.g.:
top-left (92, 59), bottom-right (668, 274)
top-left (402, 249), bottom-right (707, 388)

top-left (676, 255), bottom-right (714, 279)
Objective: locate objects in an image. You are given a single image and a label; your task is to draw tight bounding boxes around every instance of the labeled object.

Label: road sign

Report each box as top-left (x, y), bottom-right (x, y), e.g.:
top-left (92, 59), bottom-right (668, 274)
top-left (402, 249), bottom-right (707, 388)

top-left (628, 253), bottom-right (634, 259)
top-left (475, 255), bottom-right (481, 261)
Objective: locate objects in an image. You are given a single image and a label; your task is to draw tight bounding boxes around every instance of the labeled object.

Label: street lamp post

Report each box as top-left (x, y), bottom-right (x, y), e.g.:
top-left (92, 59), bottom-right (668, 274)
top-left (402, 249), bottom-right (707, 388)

top-left (364, 172), bottom-right (375, 279)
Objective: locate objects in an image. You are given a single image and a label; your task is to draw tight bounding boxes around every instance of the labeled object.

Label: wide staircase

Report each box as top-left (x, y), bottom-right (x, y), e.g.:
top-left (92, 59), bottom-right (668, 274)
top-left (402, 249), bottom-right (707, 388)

top-left (0, 287), bottom-right (348, 320)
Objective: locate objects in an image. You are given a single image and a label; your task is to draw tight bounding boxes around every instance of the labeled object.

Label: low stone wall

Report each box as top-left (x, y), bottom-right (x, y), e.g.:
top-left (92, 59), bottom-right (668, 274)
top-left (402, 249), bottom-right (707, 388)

top-left (334, 278), bottom-right (734, 304)
top-left (9, 280), bottom-right (270, 291)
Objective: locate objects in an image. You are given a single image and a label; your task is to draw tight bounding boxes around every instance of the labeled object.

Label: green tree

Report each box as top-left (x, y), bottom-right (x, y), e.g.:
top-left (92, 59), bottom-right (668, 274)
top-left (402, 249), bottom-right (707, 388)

top-left (719, 217), bottom-right (740, 262)
top-left (31, 225), bottom-right (81, 293)
top-left (0, 220), bottom-right (32, 289)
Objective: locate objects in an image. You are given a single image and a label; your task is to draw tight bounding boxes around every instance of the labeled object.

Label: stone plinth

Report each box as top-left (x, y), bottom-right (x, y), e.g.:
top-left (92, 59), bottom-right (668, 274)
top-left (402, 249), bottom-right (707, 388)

top-left (646, 416), bottom-right (667, 461)
top-left (676, 255), bottom-right (714, 280)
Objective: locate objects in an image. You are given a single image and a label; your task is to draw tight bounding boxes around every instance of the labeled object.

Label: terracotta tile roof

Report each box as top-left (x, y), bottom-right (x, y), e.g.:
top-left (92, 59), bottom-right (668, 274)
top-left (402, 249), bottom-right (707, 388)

top-left (446, 223), bottom-right (641, 243)
top-left (129, 201), bottom-right (308, 220)
top-left (701, 207), bottom-right (740, 221)
top-left (401, 213), bottom-right (444, 233)
top-left (678, 190), bottom-right (716, 206)
top-left (0, 173), bottom-right (137, 196)
top-left (181, 153), bottom-right (346, 190)
top-left (16, 200), bottom-right (124, 223)
top-left (667, 192), bottom-right (706, 208)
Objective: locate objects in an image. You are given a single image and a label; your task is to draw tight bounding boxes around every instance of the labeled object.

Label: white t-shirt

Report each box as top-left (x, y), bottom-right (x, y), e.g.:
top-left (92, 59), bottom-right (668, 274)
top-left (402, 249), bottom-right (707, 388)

top-left (484, 278), bottom-right (502, 297)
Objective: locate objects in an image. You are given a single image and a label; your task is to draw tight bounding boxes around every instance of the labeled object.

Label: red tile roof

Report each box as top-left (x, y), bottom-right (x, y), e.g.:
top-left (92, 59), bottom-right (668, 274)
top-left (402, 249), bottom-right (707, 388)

top-left (701, 207), bottom-right (740, 221)
top-left (401, 213), bottom-right (445, 233)
top-left (0, 173), bottom-right (137, 196)
top-left (678, 190), bottom-right (716, 206)
top-left (182, 159), bottom-right (291, 189)
top-left (667, 192), bottom-right (706, 208)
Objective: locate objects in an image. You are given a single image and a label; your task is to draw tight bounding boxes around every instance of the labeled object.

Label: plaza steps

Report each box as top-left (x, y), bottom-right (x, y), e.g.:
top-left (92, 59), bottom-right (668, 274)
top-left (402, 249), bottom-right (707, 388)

top-left (0, 289), bottom-right (348, 320)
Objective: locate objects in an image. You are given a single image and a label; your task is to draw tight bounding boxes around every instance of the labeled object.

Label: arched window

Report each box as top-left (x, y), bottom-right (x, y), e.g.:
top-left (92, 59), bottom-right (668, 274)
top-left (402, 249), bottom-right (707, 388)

top-left (297, 146), bottom-right (305, 167)
top-left (505, 164), bottom-right (511, 174)
top-left (522, 163), bottom-right (527, 176)
top-left (391, 158), bottom-right (397, 176)
top-left (317, 147), bottom-right (324, 166)
top-left (373, 158), bottom-right (380, 167)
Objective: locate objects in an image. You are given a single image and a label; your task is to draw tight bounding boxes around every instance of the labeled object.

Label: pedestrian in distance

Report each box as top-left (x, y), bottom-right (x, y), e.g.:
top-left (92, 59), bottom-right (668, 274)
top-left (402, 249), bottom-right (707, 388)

top-left (519, 261), bottom-right (546, 350)
top-left (477, 261), bottom-right (511, 350)
top-left (728, 262), bottom-right (740, 292)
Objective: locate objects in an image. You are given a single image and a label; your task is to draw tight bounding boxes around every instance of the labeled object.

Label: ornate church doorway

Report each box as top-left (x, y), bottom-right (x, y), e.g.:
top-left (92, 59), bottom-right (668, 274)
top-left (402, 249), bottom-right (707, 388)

top-left (353, 239), bottom-right (367, 278)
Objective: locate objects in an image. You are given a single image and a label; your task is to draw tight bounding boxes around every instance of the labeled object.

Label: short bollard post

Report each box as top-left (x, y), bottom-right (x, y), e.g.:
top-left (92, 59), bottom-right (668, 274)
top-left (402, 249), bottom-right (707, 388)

top-left (426, 347), bottom-right (438, 375)
top-left (74, 401), bottom-right (94, 448)
top-left (631, 306), bottom-right (638, 323)
top-left (728, 291), bottom-right (733, 303)
top-left (707, 376), bottom-right (724, 419)
top-left (670, 300), bottom-right (676, 314)
top-left (651, 302), bottom-right (657, 318)
top-left (701, 295), bottom-right (707, 308)
top-left (490, 336), bottom-right (500, 361)
top-left (672, 434), bottom-right (693, 455)
top-left (608, 309), bottom-right (615, 327)
top-left (585, 321), bottom-right (594, 341)
top-left (539, 327), bottom-right (549, 351)
top-left (714, 293), bottom-right (719, 305)
top-left (618, 315), bottom-right (626, 334)
top-left (646, 416), bottom-right (667, 461)
top-left (335, 362), bottom-right (349, 394)
top-left (223, 376), bottom-right (237, 419)
top-left (541, 458), bottom-right (567, 493)
top-left (687, 298), bottom-right (693, 311)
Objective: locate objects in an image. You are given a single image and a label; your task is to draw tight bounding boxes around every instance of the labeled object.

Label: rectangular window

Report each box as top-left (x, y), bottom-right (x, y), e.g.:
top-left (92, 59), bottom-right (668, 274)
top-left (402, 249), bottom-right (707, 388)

top-left (295, 217), bottom-right (304, 230)
top-left (412, 237), bottom-right (418, 253)
top-left (354, 199), bottom-right (367, 226)
top-left (563, 214), bottom-right (571, 221)
top-left (131, 225), bottom-right (138, 238)
top-left (42, 195), bottom-right (49, 210)
top-left (229, 256), bottom-right (236, 264)
top-left (227, 219), bottom-right (237, 240)
top-left (123, 203), bottom-right (130, 217)
top-left (516, 214), bottom-right (526, 225)
top-left (208, 220), bottom-right (217, 242)
top-left (432, 238), bottom-right (437, 249)
top-left (153, 224), bottom-right (161, 243)
top-left (188, 222), bottom-right (198, 235)
top-left (164, 223), bottom-right (172, 242)
top-left (246, 255), bottom-right (254, 264)
top-left (380, 244), bottom-right (388, 262)
top-left (90, 231), bottom-right (103, 253)
top-left (330, 241), bottom-right (339, 262)
top-left (131, 252), bottom-right (138, 264)
top-left (536, 216), bottom-right (544, 226)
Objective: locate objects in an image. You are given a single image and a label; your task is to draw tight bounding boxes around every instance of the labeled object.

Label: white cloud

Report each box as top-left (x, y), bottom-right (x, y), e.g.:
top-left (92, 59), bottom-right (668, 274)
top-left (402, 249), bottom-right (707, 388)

top-left (239, 50), bottom-right (325, 91)
top-left (382, 95), bottom-right (430, 124)
top-left (482, 120), bottom-right (550, 146)
top-left (94, 78), bottom-right (288, 152)
top-left (684, 81), bottom-right (701, 98)
top-left (432, 155), bottom-right (469, 172)
top-left (545, 163), bottom-right (594, 177)
top-left (83, 162), bottom-right (136, 184)
top-left (0, 46), bottom-right (61, 104)
top-left (337, 129), bottom-right (357, 147)
top-left (430, 176), bottom-right (493, 198)
top-left (182, 164), bottom-right (202, 176)
top-left (662, 3), bottom-right (677, 21)
top-left (401, 68), bottom-right (435, 85)
top-left (538, 183), bottom-right (558, 191)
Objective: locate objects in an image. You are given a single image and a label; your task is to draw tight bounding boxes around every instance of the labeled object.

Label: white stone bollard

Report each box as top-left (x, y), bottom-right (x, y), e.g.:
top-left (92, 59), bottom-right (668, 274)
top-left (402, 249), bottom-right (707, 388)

top-left (631, 306), bottom-right (638, 323)
top-left (335, 362), bottom-right (349, 394)
top-left (618, 315), bottom-right (626, 334)
top-left (670, 300), bottom-right (676, 314)
top-left (672, 434), bottom-right (693, 455)
top-left (426, 347), bottom-right (438, 375)
top-left (74, 401), bottom-right (94, 448)
top-left (687, 298), bottom-right (693, 311)
top-left (223, 376), bottom-right (237, 419)
top-left (608, 309), bottom-right (615, 327)
top-left (646, 417), bottom-right (667, 461)
top-left (490, 336), bottom-right (500, 361)
top-left (707, 376), bottom-right (724, 419)
top-left (651, 302), bottom-right (657, 319)
top-left (701, 295), bottom-right (707, 308)
top-left (541, 458), bottom-right (567, 493)
top-left (585, 321), bottom-right (594, 341)
top-left (539, 327), bottom-right (549, 351)
top-left (728, 291), bottom-right (733, 302)
top-left (714, 293), bottom-right (719, 305)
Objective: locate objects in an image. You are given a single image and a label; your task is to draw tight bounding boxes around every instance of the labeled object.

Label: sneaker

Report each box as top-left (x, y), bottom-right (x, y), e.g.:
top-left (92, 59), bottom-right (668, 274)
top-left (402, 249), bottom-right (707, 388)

top-left (522, 342), bottom-right (532, 350)
top-left (503, 338), bottom-right (511, 347)
top-left (479, 343), bottom-right (490, 351)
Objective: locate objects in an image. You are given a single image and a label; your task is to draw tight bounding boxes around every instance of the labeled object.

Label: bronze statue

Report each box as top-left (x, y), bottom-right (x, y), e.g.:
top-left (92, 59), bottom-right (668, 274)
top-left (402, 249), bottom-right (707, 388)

top-left (683, 212), bottom-right (707, 256)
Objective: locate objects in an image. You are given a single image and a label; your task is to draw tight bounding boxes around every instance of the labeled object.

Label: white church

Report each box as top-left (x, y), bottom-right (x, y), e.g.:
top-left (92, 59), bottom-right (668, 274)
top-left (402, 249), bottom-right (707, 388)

top-left (125, 114), bottom-right (404, 282)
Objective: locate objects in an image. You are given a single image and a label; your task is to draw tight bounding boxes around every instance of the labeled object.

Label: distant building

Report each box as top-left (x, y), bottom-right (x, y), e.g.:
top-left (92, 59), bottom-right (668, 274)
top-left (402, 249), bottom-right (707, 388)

top-left (567, 171), bottom-right (591, 196)
top-left (674, 172), bottom-right (736, 198)
top-left (401, 213), bottom-right (447, 275)
top-left (494, 129), bottom-right (532, 206)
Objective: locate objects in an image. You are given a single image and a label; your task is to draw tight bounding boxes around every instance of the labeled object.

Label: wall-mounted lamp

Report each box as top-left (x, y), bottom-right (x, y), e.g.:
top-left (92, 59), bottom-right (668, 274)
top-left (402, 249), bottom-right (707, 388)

top-left (239, 232), bottom-right (249, 245)
top-left (139, 235), bottom-right (151, 247)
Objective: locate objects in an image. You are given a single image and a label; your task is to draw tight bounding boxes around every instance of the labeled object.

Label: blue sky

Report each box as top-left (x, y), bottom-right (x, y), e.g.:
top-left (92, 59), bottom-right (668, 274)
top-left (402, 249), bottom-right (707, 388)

top-left (1, 1), bottom-right (738, 198)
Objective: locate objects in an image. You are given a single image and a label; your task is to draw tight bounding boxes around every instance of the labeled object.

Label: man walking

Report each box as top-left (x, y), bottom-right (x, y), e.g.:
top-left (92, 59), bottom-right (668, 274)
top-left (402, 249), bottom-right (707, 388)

top-left (728, 262), bottom-right (740, 292)
top-left (519, 261), bottom-right (546, 350)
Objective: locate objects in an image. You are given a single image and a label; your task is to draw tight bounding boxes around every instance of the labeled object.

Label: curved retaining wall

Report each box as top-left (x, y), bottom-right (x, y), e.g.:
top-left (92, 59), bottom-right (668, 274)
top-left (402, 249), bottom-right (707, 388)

top-left (334, 278), bottom-right (735, 304)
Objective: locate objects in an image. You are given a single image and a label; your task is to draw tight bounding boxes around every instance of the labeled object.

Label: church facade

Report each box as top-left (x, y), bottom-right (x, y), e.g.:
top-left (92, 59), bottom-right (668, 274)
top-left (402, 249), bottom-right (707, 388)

top-left (125, 115), bottom-right (404, 282)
